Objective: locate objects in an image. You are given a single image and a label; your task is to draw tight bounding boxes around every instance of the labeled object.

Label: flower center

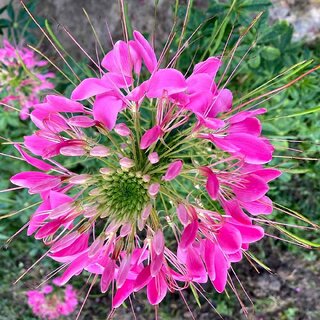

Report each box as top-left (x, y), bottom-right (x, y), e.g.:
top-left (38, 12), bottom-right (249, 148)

top-left (99, 170), bottom-right (150, 222)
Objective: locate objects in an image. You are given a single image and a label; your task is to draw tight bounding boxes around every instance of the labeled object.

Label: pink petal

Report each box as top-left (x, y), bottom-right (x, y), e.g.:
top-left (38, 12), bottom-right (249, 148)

top-left (71, 78), bottom-right (110, 100)
top-left (150, 251), bottom-right (164, 277)
top-left (228, 251), bottom-right (243, 263)
top-left (100, 259), bottom-right (116, 293)
top-left (46, 140), bottom-right (86, 159)
top-left (232, 174), bottom-right (269, 202)
top-left (133, 31), bottom-right (157, 73)
top-left (24, 133), bottom-right (57, 157)
top-left (134, 265), bottom-right (151, 292)
top-left (206, 170), bottom-right (220, 200)
top-left (212, 247), bottom-right (229, 293)
top-left (102, 40), bottom-right (133, 77)
top-left (251, 169), bottom-right (282, 182)
top-left (117, 255), bottom-right (132, 288)
top-left (44, 95), bottom-right (85, 113)
top-left (162, 160), bottom-right (183, 181)
top-left (229, 108), bottom-right (266, 124)
top-left (14, 144), bottom-right (53, 171)
top-left (93, 93), bottom-right (124, 130)
top-left (147, 69), bottom-right (187, 98)
top-left (112, 280), bottom-right (135, 308)
top-left (187, 73), bottom-right (215, 94)
top-left (217, 223), bottom-right (242, 254)
top-left (241, 196), bottom-right (273, 215)
top-left (49, 233), bottom-right (89, 263)
top-left (147, 273), bottom-right (168, 305)
top-left (140, 125), bottom-right (162, 149)
top-left (198, 117), bottom-right (225, 130)
top-left (204, 240), bottom-right (216, 281)
top-left (126, 80), bottom-right (149, 102)
top-left (35, 219), bottom-right (63, 239)
top-left (180, 220), bottom-right (198, 249)
top-left (193, 57), bottom-right (222, 78)
top-left (233, 223), bottom-right (265, 243)
top-left (27, 201), bottom-right (51, 235)
top-left (49, 191), bottom-right (73, 208)
top-left (10, 172), bottom-right (60, 194)
top-left (223, 199), bottom-right (251, 224)
top-left (208, 89), bottom-right (233, 117)
top-left (228, 117), bottom-right (261, 136)
top-left (31, 109), bottom-right (68, 132)
top-left (50, 232), bottom-right (81, 253)
top-left (102, 72), bottom-right (133, 88)
top-left (185, 246), bottom-right (207, 282)
top-left (213, 133), bottom-right (274, 164)
top-left (186, 91), bottom-right (212, 116)
top-left (54, 252), bottom-right (90, 285)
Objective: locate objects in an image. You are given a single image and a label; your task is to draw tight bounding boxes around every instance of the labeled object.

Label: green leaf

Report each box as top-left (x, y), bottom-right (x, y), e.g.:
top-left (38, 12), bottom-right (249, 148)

top-left (268, 105), bottom-right (320, 120)
top-left (7, 2), bottom-right (14, 20)
top-left (45, 19), bottom-right (64, 51)
top-left (0, 18), bottom-right (11, 28)
top-left (190, 283), bottom-right (201, 308)
top-left (261, 46), bottom-right (281, 61)
top-left (282, 168), bottom-right (311, 174)
top-left (248, 54), bottom-right (261, 68)
top-left (246, 252), bottom-right (272, 272)
top-left (0, 5), bottom-right (8, 15)
top-left (275, 226), bottom-right (320, 248)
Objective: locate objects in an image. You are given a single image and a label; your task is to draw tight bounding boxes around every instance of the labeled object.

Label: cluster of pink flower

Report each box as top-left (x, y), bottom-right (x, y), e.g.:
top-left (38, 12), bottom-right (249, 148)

top-left (11, 31), bottom-right (280, 308)
top-left (0, 40), bottom-right (54, 120)
top-left (27, 282), bottom-right (77, 319)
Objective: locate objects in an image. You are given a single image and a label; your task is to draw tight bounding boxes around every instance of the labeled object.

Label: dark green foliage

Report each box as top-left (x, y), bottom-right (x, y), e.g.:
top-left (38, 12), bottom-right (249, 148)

top-left (0, 0), bottom-right (44, 43)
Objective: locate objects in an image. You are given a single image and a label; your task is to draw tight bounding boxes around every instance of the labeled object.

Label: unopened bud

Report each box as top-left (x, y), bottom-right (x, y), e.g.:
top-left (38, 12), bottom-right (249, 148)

top-left (120, 157), bottom-right (135, 169)
top-left (114, 123), bottom-right (131, 136)
top-left (90, 145), bottom-right (110, 157)
top-left (69, 174), bottom-right (91, 185)
top-left (148, 152), bottom-right (159, 164)
top-left (148, 183), bottom-right (160, 197)
top-left (60, 145), bottom-right (86, 156)
top-left (100, 167), bottom-right (114, 175)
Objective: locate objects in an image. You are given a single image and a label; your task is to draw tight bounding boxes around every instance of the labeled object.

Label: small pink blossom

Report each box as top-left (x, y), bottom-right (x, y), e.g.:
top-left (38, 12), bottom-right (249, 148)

top-left (27, 283), bottom-right (77, 319)
top-left (0, 40), bottom-right (54, 119)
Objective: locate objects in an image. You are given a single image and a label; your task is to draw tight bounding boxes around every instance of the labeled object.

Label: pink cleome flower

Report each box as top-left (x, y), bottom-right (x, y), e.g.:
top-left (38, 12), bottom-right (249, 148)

top-left (0, 40), bottom-right (54, 120)
top-left (27, 282), bottom-right (78, 319)
top-left (10, 31), bottom-right (280, 309)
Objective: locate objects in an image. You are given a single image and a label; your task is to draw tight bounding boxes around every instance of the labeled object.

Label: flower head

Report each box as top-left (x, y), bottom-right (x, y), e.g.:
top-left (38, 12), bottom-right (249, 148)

top-left (27, 282), bottom-right (77, 319)
top-left (0, 40), bottom-right (54, 119)
top-left (11, 30), bottom-right (280, 308)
